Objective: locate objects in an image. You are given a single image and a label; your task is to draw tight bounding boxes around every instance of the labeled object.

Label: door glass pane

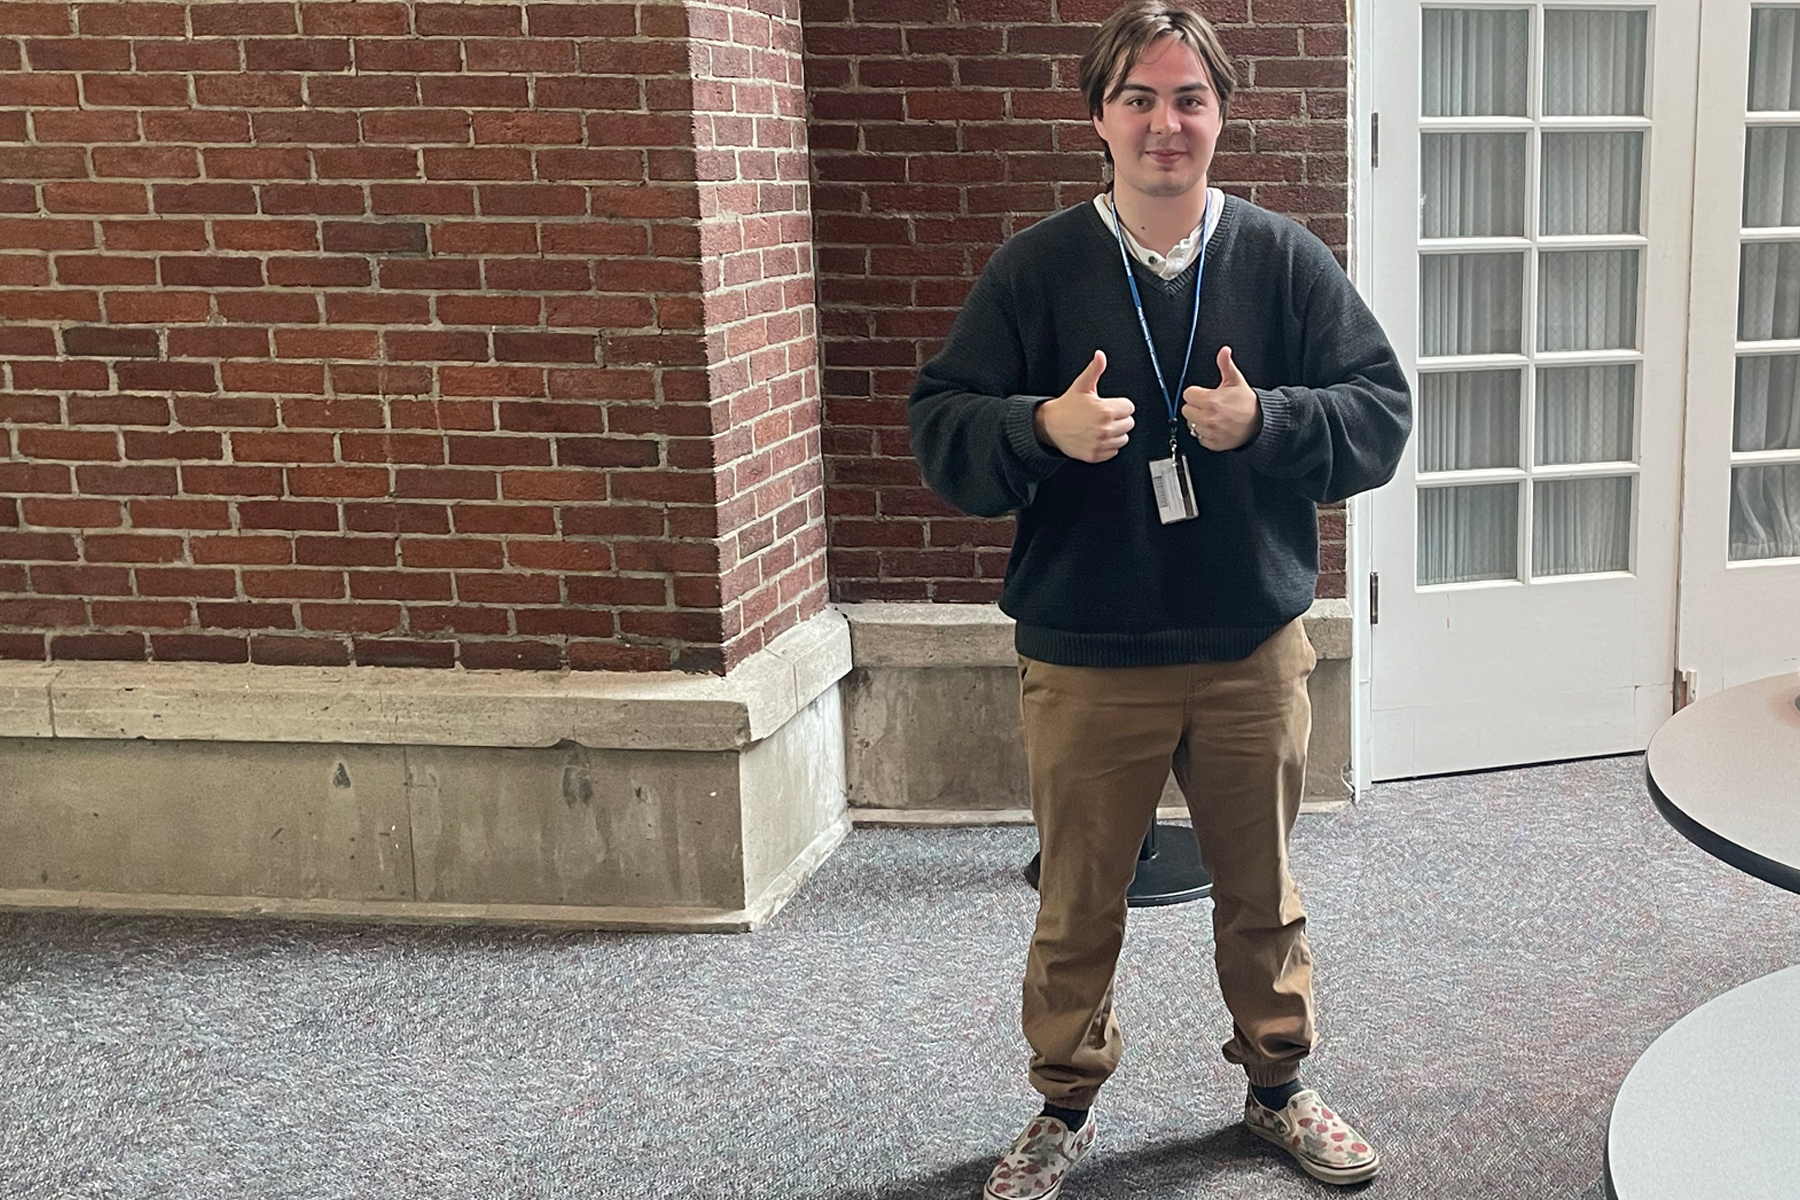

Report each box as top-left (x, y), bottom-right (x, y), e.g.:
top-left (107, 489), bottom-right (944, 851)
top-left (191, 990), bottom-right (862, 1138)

top-left (1543, 10), bottom-right (1649, 116)
top-left (1749, 8), bottom-right (1800, 112)
top-left (1534, 477), bottom-right (1634, 575)
top-left (1542, 132), bottom-right (1644, 235)
top-left (1423, 133), bottom-right (1529, 237)
top-left (1422, 9), bottom-right (1531, 117)
top-left (1419, 371), bottom-right (1522, 470)
top-left (1538, 365), bottom-right (1637, 463)
top-left (1738, 241), bottom-right (1800, 340)
top-left (1421, 253), bottom-right (1525, 355)
top-left (1743, 127), bottom-right (1800, 226)
top-left (1733, 355), bottom-right (1800, 451)
top-left (1539, 250), bottom-right (1640, 350)
top-left (1419, 483), bottom-right (1520, 584)
top-left (1729, 464), bottom-right (1800, 559)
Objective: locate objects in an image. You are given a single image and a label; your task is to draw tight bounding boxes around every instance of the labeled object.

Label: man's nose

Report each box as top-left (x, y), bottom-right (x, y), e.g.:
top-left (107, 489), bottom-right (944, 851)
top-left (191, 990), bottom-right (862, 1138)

top-left (1149, 100), bottom-right (1177, 131)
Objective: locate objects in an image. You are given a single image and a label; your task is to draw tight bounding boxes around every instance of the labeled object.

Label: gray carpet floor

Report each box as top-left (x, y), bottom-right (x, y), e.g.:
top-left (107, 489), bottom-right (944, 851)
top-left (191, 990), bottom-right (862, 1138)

top-left (3, 754), bottom-right (1797, 1199)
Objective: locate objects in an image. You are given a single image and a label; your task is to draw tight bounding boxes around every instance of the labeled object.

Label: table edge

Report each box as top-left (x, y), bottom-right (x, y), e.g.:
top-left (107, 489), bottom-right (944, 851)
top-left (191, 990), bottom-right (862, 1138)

top-left (1642, 758), bottom-right (1800, 896)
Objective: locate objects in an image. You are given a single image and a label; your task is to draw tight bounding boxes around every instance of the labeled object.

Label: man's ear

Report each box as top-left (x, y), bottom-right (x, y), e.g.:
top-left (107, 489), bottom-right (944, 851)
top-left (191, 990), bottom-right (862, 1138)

top-left (1091, 113), bottom-right (1112, 165)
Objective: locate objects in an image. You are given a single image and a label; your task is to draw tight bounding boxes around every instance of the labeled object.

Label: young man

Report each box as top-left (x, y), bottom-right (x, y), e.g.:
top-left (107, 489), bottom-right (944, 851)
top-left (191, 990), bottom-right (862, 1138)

top-left (907, 3), bottom-right (1411, 1196)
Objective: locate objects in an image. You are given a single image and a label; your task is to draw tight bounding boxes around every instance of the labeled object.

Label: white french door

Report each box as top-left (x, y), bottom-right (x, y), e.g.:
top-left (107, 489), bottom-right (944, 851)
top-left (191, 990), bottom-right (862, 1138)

top-left (1366, 0), bottom-right (1800, 780)
top-left (1677, 4), bottom-right (1800, 693)
top-left (1369, 0), bottom-right (1699, 777)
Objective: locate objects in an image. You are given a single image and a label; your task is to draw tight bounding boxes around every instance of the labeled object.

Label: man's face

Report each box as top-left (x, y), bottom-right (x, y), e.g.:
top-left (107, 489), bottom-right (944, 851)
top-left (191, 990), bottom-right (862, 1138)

top-left (1092, 35), bottom-right (1223, 202)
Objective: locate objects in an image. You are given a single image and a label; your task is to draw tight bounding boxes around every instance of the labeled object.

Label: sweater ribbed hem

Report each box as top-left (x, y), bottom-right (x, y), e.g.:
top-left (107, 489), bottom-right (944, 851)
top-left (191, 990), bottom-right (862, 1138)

top-left (1013, 621), bottom-right (1288, 666)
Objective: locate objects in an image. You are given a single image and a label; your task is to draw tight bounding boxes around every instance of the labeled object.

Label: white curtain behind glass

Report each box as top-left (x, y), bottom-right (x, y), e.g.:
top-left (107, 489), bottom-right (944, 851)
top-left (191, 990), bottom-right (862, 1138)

top-left (1749, 8), bottom-right (1800, 111)
top-left (1734, 355), bottom-right (1800, 451)
top-left (1541, 250), bottom-right (1640, 350)
top-left (1422, 9), bottom-right (1529, 117)
top-left (1536, 477), bottom-right (1634, 575)
top-left (1742, 128), bottom-right (1800, 225)
top-left (1543, 10), bottom-right (1648, 115)
top-left (1730, 466), bottom-right (1800, 558)
top-left (1420, 371), bottom-right (1521, 471)
top-left (1543, 132), bottom-right (1643, 234)
top-left (1418, 9), bottom-right (1643, 583)
top-left (1420, 486), bottom-right (1518, 584)
top-left (1423, 133), bottom-right (1527, 237)
top-left (1539, 365), bottom-right (1636, 464)
top-left (1732, 10), bottom-right (1800, 559)
top-left (1421, 254), bottom-right (1524, 357)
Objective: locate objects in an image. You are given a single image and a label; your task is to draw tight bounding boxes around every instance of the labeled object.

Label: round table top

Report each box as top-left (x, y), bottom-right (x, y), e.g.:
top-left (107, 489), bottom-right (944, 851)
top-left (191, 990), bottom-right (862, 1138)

top-left (1644, 673), bottom-right (1800, 895)
top-left (1607, 965), bottom-right (1800, 1199)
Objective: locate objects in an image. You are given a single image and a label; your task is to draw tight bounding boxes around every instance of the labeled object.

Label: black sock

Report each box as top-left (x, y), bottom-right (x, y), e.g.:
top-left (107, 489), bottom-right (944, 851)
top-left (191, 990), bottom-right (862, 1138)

top-left (1251, 1080), bottom-right (1303, 1111)
top-left (1040, 1102), bottom-right (1088, 1131)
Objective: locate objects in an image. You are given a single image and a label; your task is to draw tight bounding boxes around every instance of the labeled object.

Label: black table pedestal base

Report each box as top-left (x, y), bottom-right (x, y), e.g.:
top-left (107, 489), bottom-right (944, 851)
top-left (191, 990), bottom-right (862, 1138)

top-left (1023, 822), bottom-right (1212, 907)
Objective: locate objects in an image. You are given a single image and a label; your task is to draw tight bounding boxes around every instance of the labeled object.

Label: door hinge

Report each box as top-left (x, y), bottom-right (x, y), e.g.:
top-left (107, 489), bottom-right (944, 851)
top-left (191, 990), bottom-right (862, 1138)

top-left (1368, 571), bottom-right (1380, 625)
top-left (1674, 668), bottom-right (1696, 711)
top-left (1371, 112), bottom-right (1379, 168)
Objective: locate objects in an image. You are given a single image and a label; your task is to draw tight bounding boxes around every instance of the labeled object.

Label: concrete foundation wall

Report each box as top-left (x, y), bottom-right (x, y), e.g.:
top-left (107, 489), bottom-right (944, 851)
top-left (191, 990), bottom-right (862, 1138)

top-left (0, 603), bottom-right (1357, 932)
top-left (841, 601), bottom-right (1355, 820)
top-left (0, 613), bottom-right (853, 932)
top-left (0, 738), bottom-right (415, 902)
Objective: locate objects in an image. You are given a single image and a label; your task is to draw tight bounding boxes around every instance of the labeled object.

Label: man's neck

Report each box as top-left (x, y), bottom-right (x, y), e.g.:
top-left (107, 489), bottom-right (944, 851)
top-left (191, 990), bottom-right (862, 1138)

top-left (1111, 182), bottom-right (1209, 255)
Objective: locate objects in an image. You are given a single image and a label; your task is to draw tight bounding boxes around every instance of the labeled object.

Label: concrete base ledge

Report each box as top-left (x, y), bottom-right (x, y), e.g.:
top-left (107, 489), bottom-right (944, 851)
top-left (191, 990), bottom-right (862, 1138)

top-left (844, 598), bottom-right (1352, 667)
top-left (0, 612), bottom-right (854, 932)
top-left (0, 609), bottom-right (851, 752)
top-left (838, 599), bottom-right (1356, 817)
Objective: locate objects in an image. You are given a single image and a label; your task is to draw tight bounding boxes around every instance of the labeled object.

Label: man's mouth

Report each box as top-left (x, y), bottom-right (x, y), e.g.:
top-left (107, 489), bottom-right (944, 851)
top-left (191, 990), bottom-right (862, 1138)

top-left (1147, 149), bottom-right (1185, 163)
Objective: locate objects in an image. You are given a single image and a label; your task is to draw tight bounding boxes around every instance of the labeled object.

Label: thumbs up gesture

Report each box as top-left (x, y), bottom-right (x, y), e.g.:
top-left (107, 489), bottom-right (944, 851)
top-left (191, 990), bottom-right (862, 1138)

top-left (1181, 347), bottom-right (1261, 452)
top-left (1035, 350), bottom-right (1135, 463)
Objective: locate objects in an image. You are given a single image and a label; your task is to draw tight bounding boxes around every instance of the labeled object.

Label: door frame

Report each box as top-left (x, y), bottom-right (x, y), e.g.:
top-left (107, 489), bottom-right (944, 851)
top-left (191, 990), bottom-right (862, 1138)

top-left (1349, 0), bottom-right (1382, 797)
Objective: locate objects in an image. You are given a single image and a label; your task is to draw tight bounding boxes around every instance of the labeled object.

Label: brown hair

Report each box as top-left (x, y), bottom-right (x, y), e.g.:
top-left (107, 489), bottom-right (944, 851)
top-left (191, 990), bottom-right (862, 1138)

top-left (1079, 1), bottom-right (1236, 153)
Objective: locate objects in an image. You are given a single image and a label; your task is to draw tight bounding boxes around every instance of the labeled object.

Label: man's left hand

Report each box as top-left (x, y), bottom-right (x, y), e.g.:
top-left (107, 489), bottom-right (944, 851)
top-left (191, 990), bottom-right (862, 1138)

top-left (1181, 346), bottom-right (1261, 452)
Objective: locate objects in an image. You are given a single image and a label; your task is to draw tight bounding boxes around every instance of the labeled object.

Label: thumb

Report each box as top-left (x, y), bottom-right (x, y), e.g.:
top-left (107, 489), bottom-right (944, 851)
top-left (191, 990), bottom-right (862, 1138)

top-left (1217, 345), bottom-right (1246, 385)
top-left (1074, 349), bottom-right (1106, 393)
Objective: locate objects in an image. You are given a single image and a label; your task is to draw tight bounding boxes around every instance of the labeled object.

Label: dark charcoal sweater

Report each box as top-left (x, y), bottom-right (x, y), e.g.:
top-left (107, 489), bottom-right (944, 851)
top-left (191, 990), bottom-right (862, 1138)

top-left (908, 195), bottom-right (1412, 666)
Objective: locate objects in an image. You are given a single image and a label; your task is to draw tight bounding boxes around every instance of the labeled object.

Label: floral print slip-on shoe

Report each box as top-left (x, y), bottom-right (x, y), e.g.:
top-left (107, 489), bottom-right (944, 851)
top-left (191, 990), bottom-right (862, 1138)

top-left (982, 1112), bottom-right (1098, 1200)
top-left (1243, 1087), bottom-right (1380, 1185)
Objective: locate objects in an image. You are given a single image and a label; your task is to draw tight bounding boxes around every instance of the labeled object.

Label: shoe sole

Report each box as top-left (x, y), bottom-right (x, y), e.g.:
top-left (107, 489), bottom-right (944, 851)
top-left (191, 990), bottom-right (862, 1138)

top-left (982, 1183), bottom-right (1062, 1200)
top-left (1247, 1121), bottom-right (1381, 1186)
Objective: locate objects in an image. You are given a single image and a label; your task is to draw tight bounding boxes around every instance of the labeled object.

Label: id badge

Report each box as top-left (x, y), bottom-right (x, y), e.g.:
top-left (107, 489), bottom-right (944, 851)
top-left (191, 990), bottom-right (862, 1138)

top-left (1148, 454), bottom-right (1198, 524)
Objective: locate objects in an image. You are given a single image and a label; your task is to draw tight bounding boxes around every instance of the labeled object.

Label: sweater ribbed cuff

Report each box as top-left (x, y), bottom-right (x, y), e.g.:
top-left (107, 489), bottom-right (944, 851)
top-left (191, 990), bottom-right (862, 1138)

top-left (1242, 389), bottom-right (1294, 473)
top-left (1004, 393), bottom-right (1067, 478)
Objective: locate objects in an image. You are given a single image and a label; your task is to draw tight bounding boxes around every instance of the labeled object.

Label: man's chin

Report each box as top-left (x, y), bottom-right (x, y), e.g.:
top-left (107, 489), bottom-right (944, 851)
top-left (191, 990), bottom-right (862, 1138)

top-left (1131, 176), bottom-right (1204, 198)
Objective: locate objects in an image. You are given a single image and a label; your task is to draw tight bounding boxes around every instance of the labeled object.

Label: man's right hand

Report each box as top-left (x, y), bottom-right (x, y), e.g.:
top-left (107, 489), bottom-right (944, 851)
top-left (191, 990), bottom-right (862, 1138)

top-left (1033, 350), bottom-right (1135, 463)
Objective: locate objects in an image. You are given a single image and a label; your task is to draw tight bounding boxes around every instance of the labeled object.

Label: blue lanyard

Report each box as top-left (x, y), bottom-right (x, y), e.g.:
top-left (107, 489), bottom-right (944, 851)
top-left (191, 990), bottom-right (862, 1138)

top-left (1109, 191), bottom-right (1209, 452)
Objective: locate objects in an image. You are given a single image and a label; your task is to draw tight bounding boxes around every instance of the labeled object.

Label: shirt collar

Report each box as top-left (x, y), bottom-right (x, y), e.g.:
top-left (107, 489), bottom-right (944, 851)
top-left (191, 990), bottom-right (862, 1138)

top-left (1093, 189), bottom-right (1223, 280)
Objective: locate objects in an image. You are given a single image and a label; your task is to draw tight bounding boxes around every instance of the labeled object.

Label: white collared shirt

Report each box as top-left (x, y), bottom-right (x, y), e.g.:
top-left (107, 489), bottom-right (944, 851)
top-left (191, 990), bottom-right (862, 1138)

top-left (1092, 187), bottom-right (1225, 279)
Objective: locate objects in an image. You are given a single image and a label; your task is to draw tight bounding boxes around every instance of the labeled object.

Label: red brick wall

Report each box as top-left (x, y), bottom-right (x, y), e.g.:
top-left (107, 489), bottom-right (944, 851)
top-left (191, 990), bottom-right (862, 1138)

top-left (0, 0), bottom-right (825, 673)
top-left (692, 0), bottom-right (829, 668)
top-left (804, 0), bottom-right (1353, 603)
top-left (0, 0), bottom-right (1350, 675)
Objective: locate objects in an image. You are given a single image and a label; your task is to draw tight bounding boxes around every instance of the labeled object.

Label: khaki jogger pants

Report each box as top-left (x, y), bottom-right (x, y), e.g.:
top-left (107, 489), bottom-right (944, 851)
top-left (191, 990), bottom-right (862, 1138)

top-left (1018, 618), bottom-right (1319, 1109)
